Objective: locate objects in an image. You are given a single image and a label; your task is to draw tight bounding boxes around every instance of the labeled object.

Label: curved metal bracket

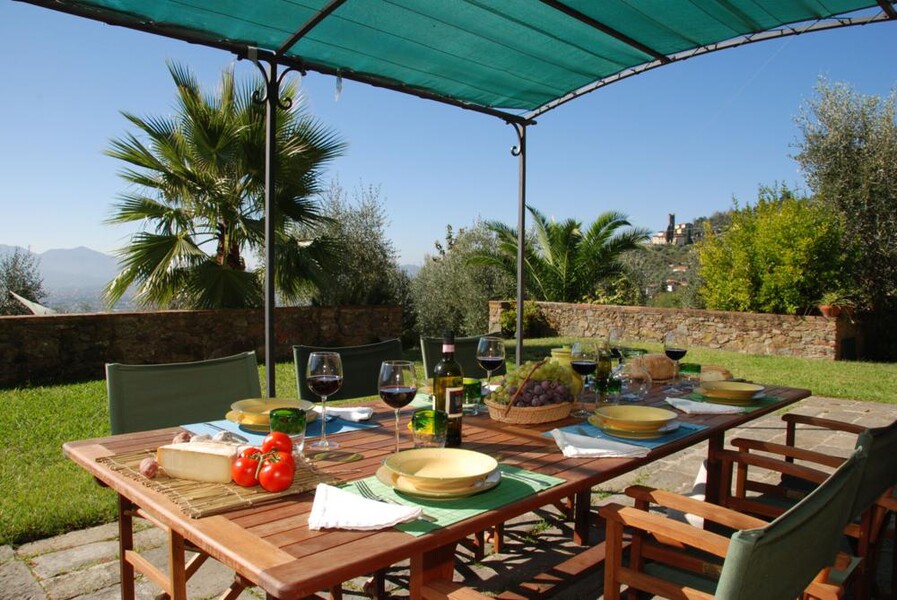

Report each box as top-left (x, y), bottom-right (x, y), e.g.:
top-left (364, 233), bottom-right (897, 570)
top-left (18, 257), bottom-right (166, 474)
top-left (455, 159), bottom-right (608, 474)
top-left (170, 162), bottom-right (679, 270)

top-left (248, 51), bottom-right (305, 109)
top-left (510, 122), bottom-right (526, 156)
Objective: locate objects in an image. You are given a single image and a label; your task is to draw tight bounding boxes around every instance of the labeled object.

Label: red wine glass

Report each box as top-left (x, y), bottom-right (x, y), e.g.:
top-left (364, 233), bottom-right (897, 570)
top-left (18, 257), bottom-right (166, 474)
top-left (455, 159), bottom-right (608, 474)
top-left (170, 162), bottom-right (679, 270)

top-left (476, 336), bottom-right (505, 391)
top-left (378, 360), bottom-right (418, 454)
top-left (307, 351), bottom-right (343, 450)
top-left (570, 342), bottom-right (598, 418)
top-left (663, 331), bottom-right (688, 392)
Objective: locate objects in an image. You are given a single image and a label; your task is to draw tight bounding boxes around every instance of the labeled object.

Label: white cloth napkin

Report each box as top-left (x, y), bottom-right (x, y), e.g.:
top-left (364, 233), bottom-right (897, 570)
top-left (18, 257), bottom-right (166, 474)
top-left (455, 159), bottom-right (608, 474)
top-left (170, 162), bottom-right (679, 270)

top-left (550, 429), bottom-right (650, 458)
top-left (665, 397), bottom-right (745, 415)
top-left (313, 405), bottom-right (374, 422)
top-left (307, 483), bottom-right (422, 530)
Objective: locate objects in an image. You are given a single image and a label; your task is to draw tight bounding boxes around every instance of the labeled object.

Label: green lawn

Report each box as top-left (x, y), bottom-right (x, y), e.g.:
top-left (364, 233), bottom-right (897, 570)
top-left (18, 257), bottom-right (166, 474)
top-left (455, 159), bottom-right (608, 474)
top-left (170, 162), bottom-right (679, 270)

top-left (1, 338), bottom-right (894, 547)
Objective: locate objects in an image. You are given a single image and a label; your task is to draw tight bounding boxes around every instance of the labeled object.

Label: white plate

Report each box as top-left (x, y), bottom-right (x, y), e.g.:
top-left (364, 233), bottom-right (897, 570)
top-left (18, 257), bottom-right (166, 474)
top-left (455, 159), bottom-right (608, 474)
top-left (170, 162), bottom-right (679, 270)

top-left (376, 465), bottom-right (501, 499)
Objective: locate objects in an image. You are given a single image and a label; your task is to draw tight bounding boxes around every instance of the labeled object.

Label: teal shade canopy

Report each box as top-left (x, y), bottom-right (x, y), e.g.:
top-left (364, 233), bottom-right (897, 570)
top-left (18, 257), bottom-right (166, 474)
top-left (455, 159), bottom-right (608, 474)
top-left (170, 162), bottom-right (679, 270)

top-left (17, 1), bottom-right (896, 121)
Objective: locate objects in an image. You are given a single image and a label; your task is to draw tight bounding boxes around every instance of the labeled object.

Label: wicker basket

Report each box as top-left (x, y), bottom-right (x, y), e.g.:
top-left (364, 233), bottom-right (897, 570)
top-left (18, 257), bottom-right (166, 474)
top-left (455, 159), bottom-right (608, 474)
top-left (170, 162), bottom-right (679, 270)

top-left (484, 398), bottom-right (572, 425)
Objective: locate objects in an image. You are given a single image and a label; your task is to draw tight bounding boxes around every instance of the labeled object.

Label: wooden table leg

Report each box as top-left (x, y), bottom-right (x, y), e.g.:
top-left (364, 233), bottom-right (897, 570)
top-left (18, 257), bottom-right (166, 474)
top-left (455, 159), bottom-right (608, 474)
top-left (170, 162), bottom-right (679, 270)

top-left (573, 489), bottom-right (591, 545)
top-left (117, 495), bottom-right (136, 600)
top-left (704, 433), bottom-right (724, 506)
top-left (409, 543), bottom-right (457, 600)
top-left (168, 529), bottom-right (188, 600)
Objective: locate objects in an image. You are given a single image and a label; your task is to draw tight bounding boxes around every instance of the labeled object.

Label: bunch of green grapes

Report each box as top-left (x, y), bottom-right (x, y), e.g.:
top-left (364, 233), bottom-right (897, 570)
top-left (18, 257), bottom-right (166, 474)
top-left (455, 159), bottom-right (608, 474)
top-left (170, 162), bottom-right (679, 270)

top-left (491, 361), bottom-right (575, 407)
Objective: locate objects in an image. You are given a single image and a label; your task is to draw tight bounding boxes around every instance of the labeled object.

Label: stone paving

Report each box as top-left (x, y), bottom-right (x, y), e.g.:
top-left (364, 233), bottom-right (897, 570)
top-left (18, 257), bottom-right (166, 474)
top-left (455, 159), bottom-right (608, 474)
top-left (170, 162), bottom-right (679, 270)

top-left (2, 396), bottom-right (894, 599)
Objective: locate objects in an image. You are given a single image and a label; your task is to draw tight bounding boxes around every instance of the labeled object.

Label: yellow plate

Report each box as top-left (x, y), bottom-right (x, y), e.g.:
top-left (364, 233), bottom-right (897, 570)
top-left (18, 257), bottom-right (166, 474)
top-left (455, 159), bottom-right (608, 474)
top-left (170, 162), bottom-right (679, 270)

top-left (592, 405), bottom-right (677, 432)
top-left (227, 398), bottom-right (317, 431)
top-left (382, 448), bottom-right (499, 492)
top-left (376, 465), bottom-right (501, 499)
top-left (589, 416), bottom-right (679, 439)
top-left (696, 381), bottom-right (765, 401)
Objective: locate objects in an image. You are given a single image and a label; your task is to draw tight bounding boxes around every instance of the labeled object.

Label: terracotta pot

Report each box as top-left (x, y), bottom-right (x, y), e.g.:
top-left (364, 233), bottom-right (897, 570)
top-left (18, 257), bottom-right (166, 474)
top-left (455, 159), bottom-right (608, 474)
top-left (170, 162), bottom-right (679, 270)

top-left (818, 304), bottom-right (842, 318)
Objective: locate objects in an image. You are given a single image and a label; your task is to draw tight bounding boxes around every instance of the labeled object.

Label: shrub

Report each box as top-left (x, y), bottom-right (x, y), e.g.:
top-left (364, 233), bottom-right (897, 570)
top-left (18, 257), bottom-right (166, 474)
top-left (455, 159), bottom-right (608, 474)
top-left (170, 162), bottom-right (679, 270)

top-left (697, 184), bottom-right (850, 315)
top-left (499, 301), bottom-right (547, 338)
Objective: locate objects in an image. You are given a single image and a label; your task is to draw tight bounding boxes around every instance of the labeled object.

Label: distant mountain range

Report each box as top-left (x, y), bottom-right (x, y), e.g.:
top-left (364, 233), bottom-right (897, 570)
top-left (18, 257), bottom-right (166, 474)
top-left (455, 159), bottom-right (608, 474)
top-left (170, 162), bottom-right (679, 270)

top-left (0, 245), bottom-right (125, 312)
top-left (1, 245), bottom-right (424, 313)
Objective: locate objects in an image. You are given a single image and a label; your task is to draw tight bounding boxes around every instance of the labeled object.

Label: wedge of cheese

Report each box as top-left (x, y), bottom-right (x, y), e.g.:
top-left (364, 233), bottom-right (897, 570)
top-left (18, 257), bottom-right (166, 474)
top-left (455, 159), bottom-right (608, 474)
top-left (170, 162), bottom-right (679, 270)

top-left (156, 441), bottom-right (238, 483)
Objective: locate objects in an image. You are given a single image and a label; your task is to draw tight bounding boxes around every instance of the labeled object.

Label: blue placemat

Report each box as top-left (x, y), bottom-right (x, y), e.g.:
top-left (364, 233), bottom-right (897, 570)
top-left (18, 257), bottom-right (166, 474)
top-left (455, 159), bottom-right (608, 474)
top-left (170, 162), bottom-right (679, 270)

top-left (183, 415), bottom-right (379, 445)
top-left (544, 420), bottom-right (707, 449)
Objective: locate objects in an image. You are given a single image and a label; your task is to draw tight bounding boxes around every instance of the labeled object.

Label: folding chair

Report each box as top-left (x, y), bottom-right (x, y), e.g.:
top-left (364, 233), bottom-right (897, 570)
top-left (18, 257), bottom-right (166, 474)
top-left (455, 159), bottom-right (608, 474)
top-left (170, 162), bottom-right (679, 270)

top-left (600, 443), bottom-right (869, 600)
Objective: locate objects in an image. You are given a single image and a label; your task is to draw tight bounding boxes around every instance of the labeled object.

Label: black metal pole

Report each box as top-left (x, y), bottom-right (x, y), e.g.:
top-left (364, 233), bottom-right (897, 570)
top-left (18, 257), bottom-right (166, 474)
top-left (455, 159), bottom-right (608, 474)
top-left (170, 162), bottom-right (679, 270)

top-left (264, 61), bottom-right (278, 397)
top-left (512, 123), bottom-right (527, 367)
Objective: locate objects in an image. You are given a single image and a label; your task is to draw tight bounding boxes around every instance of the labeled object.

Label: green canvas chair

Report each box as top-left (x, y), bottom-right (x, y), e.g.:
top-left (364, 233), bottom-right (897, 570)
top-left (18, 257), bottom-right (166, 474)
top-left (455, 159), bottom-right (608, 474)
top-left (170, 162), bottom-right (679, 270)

top-left (106, 351), bottom-right (261, 434)
top-left (599, 442), bottom-right (869, 600)
top-left (420, 333), bottom-right (507, 379)
top-left (720, 417), bottom-right (897, 599)
top-left (105, 351), bottom-right (263, 599)
top-left (294, 339), bottom-right (402, 402)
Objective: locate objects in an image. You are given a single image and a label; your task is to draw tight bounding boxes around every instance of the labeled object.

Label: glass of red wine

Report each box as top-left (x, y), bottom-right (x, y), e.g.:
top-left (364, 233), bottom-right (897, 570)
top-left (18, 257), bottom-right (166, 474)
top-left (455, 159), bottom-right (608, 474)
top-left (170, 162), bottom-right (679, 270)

top-left (476, 336), bottom-right (505, 391)
top-left (306, 351), bottom-right (343, 450)
top-left (378, 360), bottom-right (418, 454)
top-left (570, 342), bottom-right (598, 418)
top-left (663, 330), bottom-right (688, 393)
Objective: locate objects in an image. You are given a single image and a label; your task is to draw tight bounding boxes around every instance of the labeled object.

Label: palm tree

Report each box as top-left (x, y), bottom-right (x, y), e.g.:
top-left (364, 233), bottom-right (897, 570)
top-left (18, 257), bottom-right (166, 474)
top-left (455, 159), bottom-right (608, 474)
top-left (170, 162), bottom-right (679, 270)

top-left (469, 205), bottom-right (649, 303)
top-left (104, 62), bottom-right (345, 309)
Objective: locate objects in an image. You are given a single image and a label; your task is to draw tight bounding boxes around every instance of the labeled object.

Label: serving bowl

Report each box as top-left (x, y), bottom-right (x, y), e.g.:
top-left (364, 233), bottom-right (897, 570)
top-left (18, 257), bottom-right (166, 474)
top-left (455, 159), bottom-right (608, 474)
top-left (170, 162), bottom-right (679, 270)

top-left (383, 448), bottom-right (498, 492)
top-left (593, 405), bottom-right (678, 432)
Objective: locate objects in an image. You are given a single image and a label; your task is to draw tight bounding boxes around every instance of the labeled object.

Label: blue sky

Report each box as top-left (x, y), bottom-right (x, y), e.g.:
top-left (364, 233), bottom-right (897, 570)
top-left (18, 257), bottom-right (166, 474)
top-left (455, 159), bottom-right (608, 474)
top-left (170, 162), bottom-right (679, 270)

top-left (2, 3), bottom-right (896, 266)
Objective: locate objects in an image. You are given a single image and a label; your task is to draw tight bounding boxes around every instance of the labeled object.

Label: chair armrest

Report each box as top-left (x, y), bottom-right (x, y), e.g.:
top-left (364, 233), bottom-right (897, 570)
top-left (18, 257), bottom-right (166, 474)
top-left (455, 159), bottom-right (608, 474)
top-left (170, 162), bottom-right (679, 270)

top-left (782, 413), bottom-right (866, 435)
top-left (599, 502), bottom-right (732, 559)
top-left (624, 485), bottom-right (767, 531)
top-left (715, 448), bottom-right (832, 486)
top-left (730, 437), bottom-right (846, 468)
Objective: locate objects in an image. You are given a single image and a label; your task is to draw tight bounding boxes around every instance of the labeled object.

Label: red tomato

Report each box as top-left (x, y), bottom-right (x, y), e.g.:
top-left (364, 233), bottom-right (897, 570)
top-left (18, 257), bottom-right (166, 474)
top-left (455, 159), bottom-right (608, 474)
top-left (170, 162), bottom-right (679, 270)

top-left (240, 446), bottom-right (262, 459)
top-left (258, 454), bottom-right (294, 492)
top-left (231, 455), bottom-right (260, 487)
top-left (262, 432), bottom-right (293, 455)
top-left (272, 449), bottom-right (295, 470)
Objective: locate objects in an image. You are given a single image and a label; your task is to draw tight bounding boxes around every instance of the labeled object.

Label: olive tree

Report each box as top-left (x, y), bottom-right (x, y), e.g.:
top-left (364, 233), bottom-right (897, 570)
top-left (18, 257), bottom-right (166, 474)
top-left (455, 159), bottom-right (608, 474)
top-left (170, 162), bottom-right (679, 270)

top-left (412, 223), bottom-right (516, 336)
top-left (307, 180), bottom-right (404, 306)
top-left (794, 79), bottom-right (897, 310)
top-left (0, 249), bottom-right (47, 315)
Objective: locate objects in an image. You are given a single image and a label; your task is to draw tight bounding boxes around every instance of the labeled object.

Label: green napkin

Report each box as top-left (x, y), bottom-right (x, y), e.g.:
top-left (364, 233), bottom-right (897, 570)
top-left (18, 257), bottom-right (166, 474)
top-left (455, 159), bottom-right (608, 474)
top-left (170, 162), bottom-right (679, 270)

top-left (345, 465), bottom-right (564, 536)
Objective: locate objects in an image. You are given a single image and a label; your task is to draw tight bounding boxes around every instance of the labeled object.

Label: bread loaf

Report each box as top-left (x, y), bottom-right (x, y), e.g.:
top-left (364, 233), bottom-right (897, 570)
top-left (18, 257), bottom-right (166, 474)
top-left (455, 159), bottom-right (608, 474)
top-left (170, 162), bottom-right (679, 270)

top-left (631, 353), bottom-right (675, 381)
top-left (156, 441), bottom-right (237, 483)
top-left (699, 365), bottom-right (732, 382)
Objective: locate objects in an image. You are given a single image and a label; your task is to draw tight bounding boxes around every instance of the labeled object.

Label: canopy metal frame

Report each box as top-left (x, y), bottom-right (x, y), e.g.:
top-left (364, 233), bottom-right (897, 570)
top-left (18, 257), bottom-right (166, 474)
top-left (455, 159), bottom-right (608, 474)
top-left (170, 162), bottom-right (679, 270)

top-left (14, 0), bottom-right (897, 394)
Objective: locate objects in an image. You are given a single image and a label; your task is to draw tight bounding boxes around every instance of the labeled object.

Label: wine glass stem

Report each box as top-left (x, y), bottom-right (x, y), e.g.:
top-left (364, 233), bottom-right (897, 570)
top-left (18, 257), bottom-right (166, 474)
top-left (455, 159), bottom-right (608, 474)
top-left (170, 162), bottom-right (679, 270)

top-left (394, 409), bottom-right (400, 454)
top-left (319, 396), bottom-right (328, 444)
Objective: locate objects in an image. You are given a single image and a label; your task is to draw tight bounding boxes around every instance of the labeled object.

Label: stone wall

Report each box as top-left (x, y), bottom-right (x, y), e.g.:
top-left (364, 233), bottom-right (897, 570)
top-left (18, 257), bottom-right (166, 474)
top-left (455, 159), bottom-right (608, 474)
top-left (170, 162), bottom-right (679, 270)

top-left (489, 301), bottom-right (860, 360)
top-left (0, 305), bottom-right (402, 387)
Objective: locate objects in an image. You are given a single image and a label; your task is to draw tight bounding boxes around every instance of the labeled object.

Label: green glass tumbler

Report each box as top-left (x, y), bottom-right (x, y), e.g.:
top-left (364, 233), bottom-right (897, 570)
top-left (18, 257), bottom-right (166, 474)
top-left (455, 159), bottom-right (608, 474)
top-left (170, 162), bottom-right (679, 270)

top-left (269, 407), bottom-right (307, 457)
top-left (410, 409), bottom-right (448, 448)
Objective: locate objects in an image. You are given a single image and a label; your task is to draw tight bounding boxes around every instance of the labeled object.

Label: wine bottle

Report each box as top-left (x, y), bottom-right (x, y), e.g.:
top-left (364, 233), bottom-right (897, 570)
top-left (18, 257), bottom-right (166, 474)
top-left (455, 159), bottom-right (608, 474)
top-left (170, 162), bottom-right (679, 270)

top-left (433, 330), bottom-right (464, 447)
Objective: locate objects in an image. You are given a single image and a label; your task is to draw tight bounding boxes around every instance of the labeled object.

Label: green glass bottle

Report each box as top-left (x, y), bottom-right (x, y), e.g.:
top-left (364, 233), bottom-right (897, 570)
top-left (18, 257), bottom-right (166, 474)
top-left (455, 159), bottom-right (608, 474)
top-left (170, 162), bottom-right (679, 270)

top-left (433, 330), bottom-right (464, 447)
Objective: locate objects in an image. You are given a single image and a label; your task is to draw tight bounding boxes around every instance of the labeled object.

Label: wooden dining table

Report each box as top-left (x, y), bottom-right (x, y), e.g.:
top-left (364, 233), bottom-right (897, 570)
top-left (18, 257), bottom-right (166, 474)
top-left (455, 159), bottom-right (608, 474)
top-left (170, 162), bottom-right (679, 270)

top-left (63, 383), bottom-right (810, 599)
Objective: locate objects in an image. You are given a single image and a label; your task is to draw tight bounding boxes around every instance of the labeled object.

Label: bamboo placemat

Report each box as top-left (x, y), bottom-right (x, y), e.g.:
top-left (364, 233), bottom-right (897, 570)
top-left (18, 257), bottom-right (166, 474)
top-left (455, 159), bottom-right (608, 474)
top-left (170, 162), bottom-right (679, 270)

top-left (98, 448), bottom-right (336, 518)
